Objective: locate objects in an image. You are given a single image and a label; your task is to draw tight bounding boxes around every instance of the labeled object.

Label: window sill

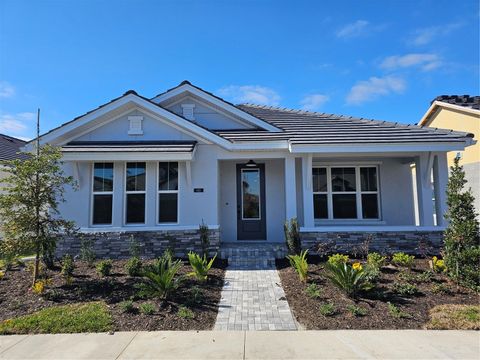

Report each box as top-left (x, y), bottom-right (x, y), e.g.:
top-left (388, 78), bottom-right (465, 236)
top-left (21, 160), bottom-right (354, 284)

top-left (314, 220), bottom-right (386, 226)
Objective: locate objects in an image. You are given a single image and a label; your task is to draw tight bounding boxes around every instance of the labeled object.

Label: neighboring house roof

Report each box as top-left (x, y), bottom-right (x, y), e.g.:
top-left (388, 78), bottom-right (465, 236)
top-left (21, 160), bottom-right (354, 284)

top-left (0, 134), bottom-right (27, 161)
top-left (211, 104), bottom-right (473, 145)
top-left (418, 95), bottom-right (480, 126)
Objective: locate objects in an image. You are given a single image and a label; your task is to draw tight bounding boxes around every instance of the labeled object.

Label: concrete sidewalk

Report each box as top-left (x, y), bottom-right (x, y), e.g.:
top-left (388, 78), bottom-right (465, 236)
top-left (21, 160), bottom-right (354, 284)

top-left (0, 330), bottom-right (479, 360)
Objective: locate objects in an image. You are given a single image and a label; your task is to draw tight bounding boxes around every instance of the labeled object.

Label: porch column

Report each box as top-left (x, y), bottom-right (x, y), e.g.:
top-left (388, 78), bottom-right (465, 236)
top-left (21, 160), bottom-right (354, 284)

top-left (302, 154), bottom-right (315, 228)
top-left (285, 156), bottom-right (297, 220)
top-left (414, 153), bottom-right (435, 226)
top-left (433, 152), bottom-right (449, 226)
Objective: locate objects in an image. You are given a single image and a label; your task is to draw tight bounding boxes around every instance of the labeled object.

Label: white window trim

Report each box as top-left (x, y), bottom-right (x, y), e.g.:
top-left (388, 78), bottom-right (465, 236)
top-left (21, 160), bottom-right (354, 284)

top-left (156, 161), bottom-right (180, 225)
top-left (124, 162), bottom-right (147, 226)
top-left (241, 168), bottom-right (262, 221)
top-left (313, 165), bottom-right (381, 221)
top-left (91, 162), bottom-right (114, 227)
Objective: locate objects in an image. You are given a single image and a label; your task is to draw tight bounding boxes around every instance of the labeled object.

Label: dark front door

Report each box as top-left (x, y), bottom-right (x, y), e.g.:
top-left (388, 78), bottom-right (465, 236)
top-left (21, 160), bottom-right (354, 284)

top-left (236, 163), bottom-right (266, 240)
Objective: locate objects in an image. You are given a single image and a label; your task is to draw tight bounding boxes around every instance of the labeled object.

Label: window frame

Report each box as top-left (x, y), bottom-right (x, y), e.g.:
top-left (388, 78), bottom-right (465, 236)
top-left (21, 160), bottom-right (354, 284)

top-left (91, 162), bottom-right (114, 226)
top-left (124, 162), bottom-right (147, 226)
top-left (156, 161), bottom-right (180, 225)
top-left (313, 165), bottom-right (381, 221)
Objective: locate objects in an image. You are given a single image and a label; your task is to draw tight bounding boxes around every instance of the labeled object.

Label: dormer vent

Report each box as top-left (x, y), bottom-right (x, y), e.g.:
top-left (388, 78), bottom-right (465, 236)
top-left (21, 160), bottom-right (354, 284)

top-left (128, 115), bottom-right (143, 135)
top-left (181, 104), bottom-right (195, 121)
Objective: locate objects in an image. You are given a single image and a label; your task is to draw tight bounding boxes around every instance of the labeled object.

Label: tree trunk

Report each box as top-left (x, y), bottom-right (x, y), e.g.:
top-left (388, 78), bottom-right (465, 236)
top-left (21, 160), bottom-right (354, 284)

top-left (32, 247), bottom-right (40, 286)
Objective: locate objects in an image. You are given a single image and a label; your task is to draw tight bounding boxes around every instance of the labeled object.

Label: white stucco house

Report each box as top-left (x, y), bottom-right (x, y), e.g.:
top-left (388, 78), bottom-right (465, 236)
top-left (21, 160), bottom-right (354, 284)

top-left (25, 81), bottom-right (475, 258)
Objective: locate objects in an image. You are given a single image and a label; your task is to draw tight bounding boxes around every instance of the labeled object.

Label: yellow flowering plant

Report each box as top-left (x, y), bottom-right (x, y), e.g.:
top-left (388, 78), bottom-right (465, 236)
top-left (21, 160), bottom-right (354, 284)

top-left (31, 278), bottom-right (52, 295)
top-left (431, 256), bottom-right (446, 273)
top-left (352, 262), bottom-right (363, 271)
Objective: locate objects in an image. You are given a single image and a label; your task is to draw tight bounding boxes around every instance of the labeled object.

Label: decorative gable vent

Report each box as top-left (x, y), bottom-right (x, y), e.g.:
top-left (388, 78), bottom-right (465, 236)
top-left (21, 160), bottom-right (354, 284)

top-left (128, 115), bottom-right (143, 135)
top-left (181, 104), bottom-right (195, 121)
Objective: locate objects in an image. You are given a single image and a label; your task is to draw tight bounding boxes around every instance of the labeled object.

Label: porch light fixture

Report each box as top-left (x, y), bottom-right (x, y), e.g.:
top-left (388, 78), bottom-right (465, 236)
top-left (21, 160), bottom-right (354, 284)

top-left (245, 160), bottom-right (257, 167)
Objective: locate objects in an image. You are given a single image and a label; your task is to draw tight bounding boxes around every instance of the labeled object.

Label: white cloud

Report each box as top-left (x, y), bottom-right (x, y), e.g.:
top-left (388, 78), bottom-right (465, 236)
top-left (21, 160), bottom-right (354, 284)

top-left (217, 85), bottom-right (280, 106)
top-left (336, 20), bottom-right (369, 38)
top-left (410, 22), bottom-right (463, 46)
top-left (380, 53), bottom-right (442, 71)
top-left (300, 94), bottom-right (330, 111)
top-left (0, 81), bottom-right (15, 98)
top-left (0, 112), bottom-right (36, 140)
top-left (346, 76), bottom-right (406, 105)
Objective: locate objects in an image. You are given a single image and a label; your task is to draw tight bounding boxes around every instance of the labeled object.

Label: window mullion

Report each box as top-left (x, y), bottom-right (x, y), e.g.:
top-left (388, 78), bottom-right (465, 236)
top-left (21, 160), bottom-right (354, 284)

top-left (327, 167), bottom-right (333, 219)
top-left (356, 166), bottom-right (362, 219)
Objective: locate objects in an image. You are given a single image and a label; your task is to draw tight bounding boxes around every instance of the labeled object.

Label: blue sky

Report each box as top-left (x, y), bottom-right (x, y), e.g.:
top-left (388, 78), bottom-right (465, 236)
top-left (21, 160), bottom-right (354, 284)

top-left (0, 0), bottom-right (478, 140)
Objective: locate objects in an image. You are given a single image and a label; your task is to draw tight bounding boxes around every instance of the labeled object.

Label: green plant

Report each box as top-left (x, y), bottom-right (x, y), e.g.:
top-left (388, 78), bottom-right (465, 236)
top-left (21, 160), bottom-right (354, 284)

top-left (139, 302), bottom-right (155, 315)
top-left (443, 156), bottom-right (480, 290)
top-left (61, 254), bottom-right (74, 279)
top-left (392, 252), bottom-right (415, 268)
top-left (387, 302), bottom-right (411, 319)
top-left (96, 260), bottom-right (113, 277)
top-left (431, 256), bottom-right (446, 273)
top-left (393, 282), bottom-right (418, 297)
top-left (287, 249), bottom-right (309, 282)
top-left (187, 251), bottom-right (217, 282)
top-left (431, 283), bottom-right (452, 295)
top-left (199, 219), bottom-right (210, 257)
top-left (416, 270), bottom-right (434, 283)
top-left (319, 303), bottom-right (336, 316)
top-left (187, 286), bottom-right (204, 305)
top-left (325, 261), bottom-right (373, 298)
top-left (347, 304), bottom-right (367, 317)
top-left (305, 283), bottom-right (322, 299)
top-left (128, 235), bottom-right (141, 258)
top-left (363, 264), bottom-right (381, 283)
top-left (0, 143), bottom-right (77, 285)
top-left (125, 257), bottom-right (142, 277)
top-left (32, 278), bottom-right (51, 295)
top-left (327, 253), bottom-right (349, 267)
top-left (367, 252), bottom-right (387, 269)
top-left (136, 254), bottom-right (183, 300)
top-left (284, 218), bottom-right (301, 255)
top-left (120, 300), bottom-right (136, 313)
top-left (80, 237), bottom-right (96, 267)
top-left (177, 306), bottom-right (194, 319)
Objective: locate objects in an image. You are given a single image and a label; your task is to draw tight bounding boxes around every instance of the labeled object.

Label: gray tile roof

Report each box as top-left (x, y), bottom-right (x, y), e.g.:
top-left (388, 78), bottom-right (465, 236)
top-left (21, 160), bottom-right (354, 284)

top-left (63, 141), bottom-right (196, 153)
top-left (0, 134), bottom-right (27, 161)
top-left (433, 95), bottom-right (480, 110)
top-left (213, 104), bottom-right (474, 145)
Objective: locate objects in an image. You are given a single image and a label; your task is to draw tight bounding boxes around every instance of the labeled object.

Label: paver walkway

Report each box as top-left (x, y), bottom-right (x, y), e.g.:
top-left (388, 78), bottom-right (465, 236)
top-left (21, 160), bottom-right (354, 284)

top-left (214, 265), bottom-right (297, 331)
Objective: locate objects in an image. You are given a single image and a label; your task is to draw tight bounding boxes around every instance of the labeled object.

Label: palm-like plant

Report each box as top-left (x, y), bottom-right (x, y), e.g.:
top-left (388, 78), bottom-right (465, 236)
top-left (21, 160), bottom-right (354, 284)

top-left (287, 249), bottom-right (309, 282)
top-left (187, 251), bottom-right (217, 282)
top-left (136, 255), bottom-right (183, 300)
top-left (324, 262), bottom-right (373, 298)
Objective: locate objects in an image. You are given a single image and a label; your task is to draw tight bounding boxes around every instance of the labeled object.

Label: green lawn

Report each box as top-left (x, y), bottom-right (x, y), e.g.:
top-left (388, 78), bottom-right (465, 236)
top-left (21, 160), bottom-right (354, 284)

top-left (0, 302), bottom-right (113, 334)
top-left (426, 304), bottom-right (480, 330)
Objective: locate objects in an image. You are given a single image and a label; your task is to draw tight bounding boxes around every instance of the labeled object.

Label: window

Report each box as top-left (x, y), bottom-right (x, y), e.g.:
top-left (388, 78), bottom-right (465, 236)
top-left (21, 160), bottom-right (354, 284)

top-left (158, 162), bottom-right (178, 223)
top-left (313, 166), bottom-right (380, 220)
top-left (241, 168), bottom-right (261, 219)
top-left (125, 162), bottom-right (146, 224)
top-left (92, 163), bottom-right (113, 225)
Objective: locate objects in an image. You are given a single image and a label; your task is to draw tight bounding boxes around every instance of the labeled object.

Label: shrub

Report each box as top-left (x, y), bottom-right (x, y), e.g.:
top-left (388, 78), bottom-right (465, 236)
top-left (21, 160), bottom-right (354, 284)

top-left (187, 286), bottom-right (204, 305)
top-left (392, 252), bottom-right (415, 268)
top-left (136, 254), bottom-right (183, 300)
top-left (319, 303), bottom-right (336, 316)
top-left (96, 260), bottom-right (113, 277)
top-left (387, 302), bottom-right (411, 319)
top-left (125, 257), bottom-right (142, 277)
top-left (128, 235), bottom-right (141, 258)
top-left (305, 283), bottom-right (322, 299)
top-left (430, 256), bottom-right (446, 273)
top-left (327, 253), bottom-right (349, 267)
top-left (432, 283), bottom-right (453, 295)
top-left (61, 254), bottom-right (74, 279)
top-left (120, 300), bottom-right (136, 313)
top-left (347, 304), bottom-right (367, 317)
top-left (363, 264), bottom-right (381, 283)
top-left (187, 252), bottom-right (216, 282)
top-left (284, 218), bottom-right (301, 255)
top-left (393, 282), bottom-right (418, 297)
top-left (325, 261), bottom-right (373, 298)
top-left (443, 157), bottom-right (480, 290)
top-left (199, 220), bottom-right (210, 257)
top-left (367, 252), bottom-right (387, 269)
top-left (80, 237), bottom-right (96, 267)
top-left (178, 306), bottom-right (194, 319)
top-left (287, 249), bottom-right (308, 282)
top-left (139, 302), bottom-right (155, 315)
top-left (32, 278), bottom-right (52, 295)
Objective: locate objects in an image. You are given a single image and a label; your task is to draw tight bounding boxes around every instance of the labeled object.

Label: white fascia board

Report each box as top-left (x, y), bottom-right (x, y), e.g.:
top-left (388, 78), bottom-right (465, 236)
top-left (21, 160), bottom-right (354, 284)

top-left (153, 84), bottom-right (282, 132)
top-left (419, 101), bottom-right (480, 126)
top-left (289, 142), bottom-right (470, 153)
top-left (62, 151), bottom-right (194, 162)
top-left (229, 140), bottom-right (289, 151)
top-left (300, 226), bottom-right (446, 232)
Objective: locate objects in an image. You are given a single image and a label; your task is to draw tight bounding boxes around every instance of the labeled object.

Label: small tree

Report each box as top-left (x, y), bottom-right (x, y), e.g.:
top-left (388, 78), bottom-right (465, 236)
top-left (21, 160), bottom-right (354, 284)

top-left (199, 219), bottom-right (209, 257)
top-left (443, 156), bottom-right (480, 290)
top-left (284, 218), bottom-right (301, 255)
top-left (0, 144), bottom-right (77, 286)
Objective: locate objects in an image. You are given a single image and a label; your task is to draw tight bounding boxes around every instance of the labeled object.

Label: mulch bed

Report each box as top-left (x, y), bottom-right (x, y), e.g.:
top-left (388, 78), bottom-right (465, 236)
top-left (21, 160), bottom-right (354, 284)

top-left (0, 259), bottom-right (226, 331)
top-left (277, 257), bottom-right (479, 329)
